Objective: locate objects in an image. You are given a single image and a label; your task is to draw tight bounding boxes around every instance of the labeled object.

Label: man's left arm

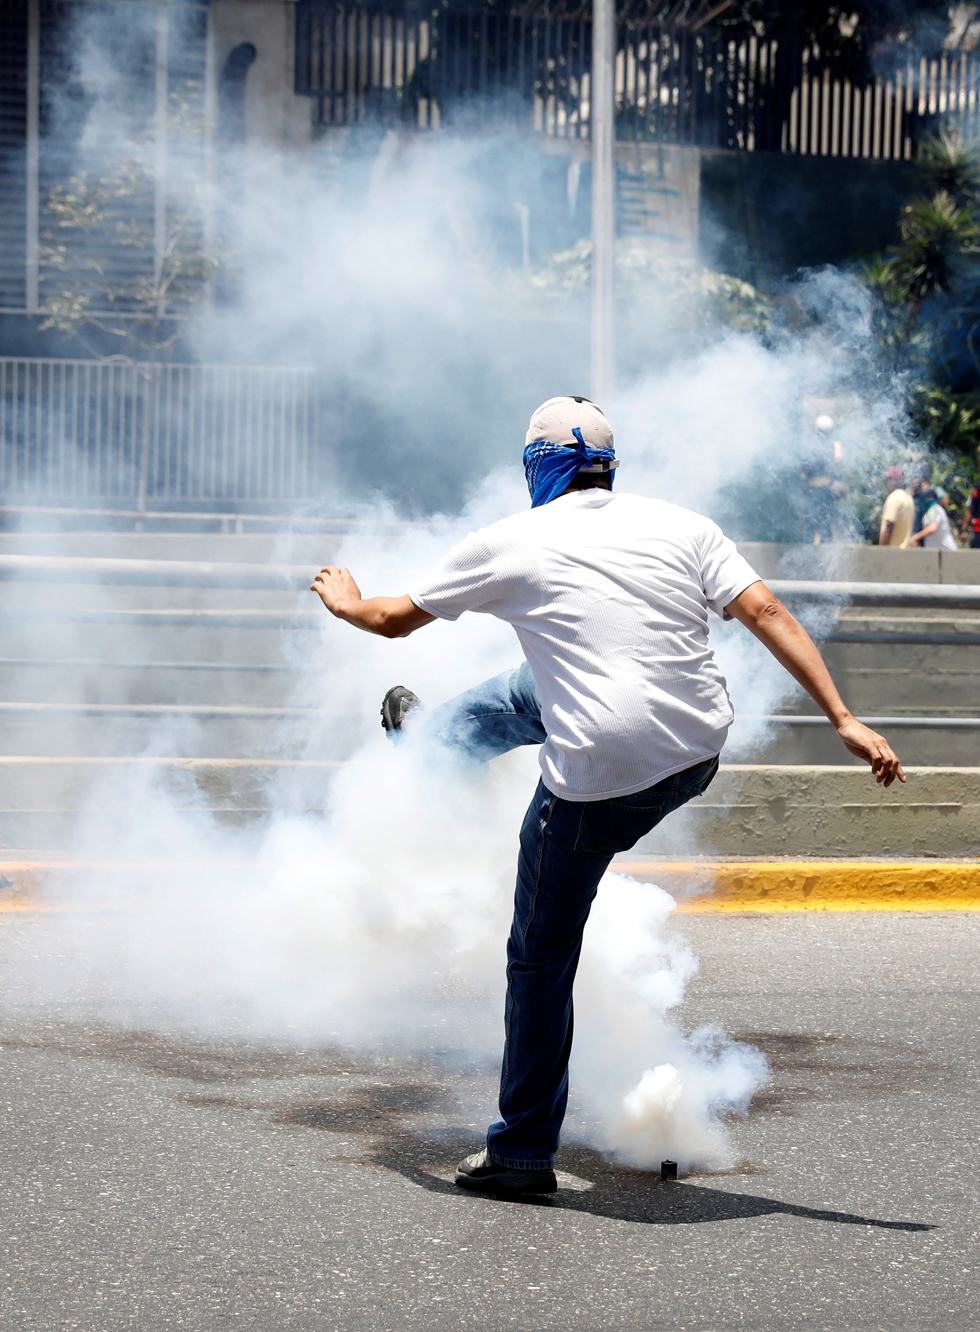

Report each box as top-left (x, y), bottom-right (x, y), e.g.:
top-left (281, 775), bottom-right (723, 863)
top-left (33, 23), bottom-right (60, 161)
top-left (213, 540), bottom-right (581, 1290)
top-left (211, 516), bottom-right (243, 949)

top-left (725, 580), bottom-right (906, 786)
top-left (311, 566), bottom-right (435, 638)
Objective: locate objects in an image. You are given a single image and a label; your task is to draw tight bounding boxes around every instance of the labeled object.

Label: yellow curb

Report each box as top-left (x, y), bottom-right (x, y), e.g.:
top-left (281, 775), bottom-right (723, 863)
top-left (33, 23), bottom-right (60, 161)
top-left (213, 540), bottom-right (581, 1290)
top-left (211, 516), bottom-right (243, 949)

top-left (3, 859), bottom-right (980, 914)
top-left (0, 862), bottom-right (52, 911)
top-left (0, 859), bottom-right (262, 912)
top-left (614, 861), bottom-right (980, 911)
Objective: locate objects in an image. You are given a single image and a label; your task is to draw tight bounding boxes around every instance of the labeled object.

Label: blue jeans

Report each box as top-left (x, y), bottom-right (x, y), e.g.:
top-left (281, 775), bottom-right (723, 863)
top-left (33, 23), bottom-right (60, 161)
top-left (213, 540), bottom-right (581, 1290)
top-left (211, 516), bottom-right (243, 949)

top-left (426, 662), bottom-right (719, 1168)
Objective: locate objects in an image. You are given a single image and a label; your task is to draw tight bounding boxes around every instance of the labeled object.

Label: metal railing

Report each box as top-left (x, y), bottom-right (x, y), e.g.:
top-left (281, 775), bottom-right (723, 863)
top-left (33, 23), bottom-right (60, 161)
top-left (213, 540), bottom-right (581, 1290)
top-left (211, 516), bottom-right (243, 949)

top-left (295, 0), bottom-right (980, 158)
top-left (0, 358), bottom-right (324, 506)
top-left (5, 559), bottom-right (980, 608)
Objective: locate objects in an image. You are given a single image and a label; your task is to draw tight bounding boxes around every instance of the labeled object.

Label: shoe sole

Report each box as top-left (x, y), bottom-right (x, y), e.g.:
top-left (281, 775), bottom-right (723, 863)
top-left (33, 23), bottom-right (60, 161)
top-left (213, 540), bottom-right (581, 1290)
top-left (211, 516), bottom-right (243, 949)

top-left (454, 1171), bottom-right (558, 1195)
top-left (380, 686), bottom-right (419, 733)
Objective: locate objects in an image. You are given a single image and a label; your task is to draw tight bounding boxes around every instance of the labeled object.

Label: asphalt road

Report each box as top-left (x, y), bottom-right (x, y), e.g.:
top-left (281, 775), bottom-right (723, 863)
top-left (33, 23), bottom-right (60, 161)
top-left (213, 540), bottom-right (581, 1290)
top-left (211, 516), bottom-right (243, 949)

top-left (1, 911), bottom-right (977, 1332)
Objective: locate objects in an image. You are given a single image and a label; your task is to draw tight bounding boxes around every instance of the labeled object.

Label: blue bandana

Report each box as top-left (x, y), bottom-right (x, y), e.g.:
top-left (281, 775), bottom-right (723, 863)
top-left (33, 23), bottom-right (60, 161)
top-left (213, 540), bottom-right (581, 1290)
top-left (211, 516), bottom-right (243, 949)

top-left (523, 427), bottom-right (618, 508)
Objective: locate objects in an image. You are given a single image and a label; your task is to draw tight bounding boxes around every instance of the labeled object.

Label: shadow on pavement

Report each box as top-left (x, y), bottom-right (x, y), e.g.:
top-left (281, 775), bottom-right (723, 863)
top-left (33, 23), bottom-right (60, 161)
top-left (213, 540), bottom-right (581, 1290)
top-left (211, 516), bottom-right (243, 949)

top-left (372, 1134), bottom-right (935, 1232)
top-left (0, 1021), bottom-right (936, 1235)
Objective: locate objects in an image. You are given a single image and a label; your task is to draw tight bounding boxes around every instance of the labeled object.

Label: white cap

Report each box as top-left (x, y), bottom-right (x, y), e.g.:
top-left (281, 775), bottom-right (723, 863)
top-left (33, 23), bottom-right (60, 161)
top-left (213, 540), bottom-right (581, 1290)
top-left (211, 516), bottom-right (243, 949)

top-left (525, 396), bottom-right (614, 454)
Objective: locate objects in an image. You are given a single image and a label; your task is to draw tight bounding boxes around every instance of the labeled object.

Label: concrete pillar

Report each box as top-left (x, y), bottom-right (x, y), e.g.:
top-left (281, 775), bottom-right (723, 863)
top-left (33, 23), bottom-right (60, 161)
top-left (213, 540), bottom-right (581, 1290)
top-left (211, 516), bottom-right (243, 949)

top-left (153, 3), bottom-right (169, 319)
top-left (209, 0), bottom-right (313, 152)
top-left (590, 0), bottom-right (616, 404)
top-left (25, 0), bottom-right (40, 314)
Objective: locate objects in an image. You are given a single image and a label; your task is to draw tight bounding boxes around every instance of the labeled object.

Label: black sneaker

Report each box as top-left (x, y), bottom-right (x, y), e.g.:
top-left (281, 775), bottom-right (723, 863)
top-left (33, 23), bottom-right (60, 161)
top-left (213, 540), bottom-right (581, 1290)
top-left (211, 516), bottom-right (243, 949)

top-left (454, 1149), bottom-right (557, 1195)
top-left (380, 686), bottom-right (420, 734)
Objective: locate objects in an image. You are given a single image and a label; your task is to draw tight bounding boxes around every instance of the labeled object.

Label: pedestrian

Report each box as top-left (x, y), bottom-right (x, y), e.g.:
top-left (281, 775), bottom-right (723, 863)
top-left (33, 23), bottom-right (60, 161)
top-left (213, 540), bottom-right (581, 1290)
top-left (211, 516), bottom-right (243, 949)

top-left (962, 482), bottom-right (980, 549)
top-left (801, 415), bottom-right (845, 544)
top-left (879, 466), bottom-right (914, 548)
top-left (311, 396), bottom-right (905, 1197)
top-left (910, 486), bottom-right (958, 550)
top-left (911, 465), bottom-right (936, 535)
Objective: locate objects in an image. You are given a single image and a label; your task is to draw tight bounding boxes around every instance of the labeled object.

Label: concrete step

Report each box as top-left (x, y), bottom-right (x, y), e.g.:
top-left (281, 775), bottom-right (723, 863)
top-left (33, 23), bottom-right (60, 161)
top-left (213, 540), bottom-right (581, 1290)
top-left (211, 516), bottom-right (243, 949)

top-left (0, 660), bottom-right (329, 707)
top-left (0, 530), bottom-right (434, 563)
top-left (0, 707), bottom-right (359, 759)
top-left (6, 534), bottom-right (980, 583)
top-left (635, 764), bottom-right (980, 859)
top-left (0, 757), bottom-right (342, 854)
top-left (0, 533), bottom-right (347, 566)
top-left (2, 545), bottom-right (980, 770)
top-left (742, 716), bottom-right (980, 766)
top-left (0, 759), bottom-right (975, 859)
top-left (0, 618), bottom-right (319, 667)
top-left (0, 581), bottom-right (310, 611)
top-left (821, 613), bottom-right (980, 713)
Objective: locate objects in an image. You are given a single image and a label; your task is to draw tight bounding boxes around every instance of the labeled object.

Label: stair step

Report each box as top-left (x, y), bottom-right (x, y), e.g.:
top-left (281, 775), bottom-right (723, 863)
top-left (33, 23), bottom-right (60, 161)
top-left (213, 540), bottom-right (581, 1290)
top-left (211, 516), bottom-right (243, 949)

top-left (0, 760), bottom-right (976, 859)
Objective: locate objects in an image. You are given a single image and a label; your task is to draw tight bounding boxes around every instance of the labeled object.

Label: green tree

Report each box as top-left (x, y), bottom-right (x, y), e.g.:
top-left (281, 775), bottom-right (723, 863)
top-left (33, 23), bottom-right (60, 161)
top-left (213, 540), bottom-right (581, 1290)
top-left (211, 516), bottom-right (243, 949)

top-left (866, 133), bottom-right (980, 469)
top-left (38, 82), bottom-right (215, 514)
top-left (39, 82), bottom-right (213, 363)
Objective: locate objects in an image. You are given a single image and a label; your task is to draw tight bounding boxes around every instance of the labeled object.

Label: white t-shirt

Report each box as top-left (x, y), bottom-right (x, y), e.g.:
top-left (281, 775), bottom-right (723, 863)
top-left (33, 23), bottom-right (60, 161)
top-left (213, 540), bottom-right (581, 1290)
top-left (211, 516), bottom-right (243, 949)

top-left (409, 490), bottom-right (760, 802)
top-left (921, 501), bottom-right (957, 551)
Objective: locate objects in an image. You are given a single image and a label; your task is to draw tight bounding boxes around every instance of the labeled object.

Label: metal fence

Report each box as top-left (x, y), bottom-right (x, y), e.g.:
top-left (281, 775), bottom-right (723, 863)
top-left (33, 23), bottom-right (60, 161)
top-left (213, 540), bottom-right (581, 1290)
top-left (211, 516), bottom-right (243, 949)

top-left (295, 0), bottom-right (980, 158)
top-left (0, 359), bottom-right (324, 506)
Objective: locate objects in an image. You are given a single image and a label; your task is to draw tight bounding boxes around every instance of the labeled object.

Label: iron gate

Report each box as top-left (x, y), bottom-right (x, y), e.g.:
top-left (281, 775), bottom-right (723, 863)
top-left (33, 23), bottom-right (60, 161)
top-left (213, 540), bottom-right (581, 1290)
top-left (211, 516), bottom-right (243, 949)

top-left (0, 358), bottom-right (325, 506)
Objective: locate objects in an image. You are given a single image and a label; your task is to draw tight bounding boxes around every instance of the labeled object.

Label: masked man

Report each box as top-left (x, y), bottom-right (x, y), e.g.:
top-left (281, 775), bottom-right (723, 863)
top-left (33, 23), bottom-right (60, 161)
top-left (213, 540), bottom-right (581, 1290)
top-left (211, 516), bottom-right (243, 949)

top-left (312, 396), bottom-right (904, 1196)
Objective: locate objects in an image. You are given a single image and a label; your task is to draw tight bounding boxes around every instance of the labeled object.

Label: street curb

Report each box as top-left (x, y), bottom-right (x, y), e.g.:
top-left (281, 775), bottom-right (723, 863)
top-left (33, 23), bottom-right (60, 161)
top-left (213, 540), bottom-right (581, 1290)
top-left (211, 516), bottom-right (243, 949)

top-left (0, 859), bottom-right (258, 912)
top-left (613, 860), bottom-right (980, 911)
top-left (2, 859), bottom-right (979, 914)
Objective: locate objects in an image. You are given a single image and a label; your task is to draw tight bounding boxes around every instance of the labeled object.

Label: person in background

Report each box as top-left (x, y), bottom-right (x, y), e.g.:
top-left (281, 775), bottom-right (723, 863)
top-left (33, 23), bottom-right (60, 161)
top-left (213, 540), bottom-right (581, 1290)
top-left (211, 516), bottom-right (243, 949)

top-left (801, 414), bottom-right (845, 544)
top-left (962, 482), bottom-right (980, 549)
top-left (880, 467), bottom-right (914, 548)
top-left (911, 465), bottom-right (936, 536)
top-left (911, 486), bottom-right (958, 551)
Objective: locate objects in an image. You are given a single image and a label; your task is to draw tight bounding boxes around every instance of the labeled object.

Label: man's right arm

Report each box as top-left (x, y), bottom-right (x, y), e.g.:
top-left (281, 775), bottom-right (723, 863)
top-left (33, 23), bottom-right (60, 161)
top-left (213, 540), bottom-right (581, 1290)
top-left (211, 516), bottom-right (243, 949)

top-left (311, 566), bottom-right (435, 638)
top-left (725, 581), bottom-right (905, 786)
top-left (880, 519), bottom-right (895, 546)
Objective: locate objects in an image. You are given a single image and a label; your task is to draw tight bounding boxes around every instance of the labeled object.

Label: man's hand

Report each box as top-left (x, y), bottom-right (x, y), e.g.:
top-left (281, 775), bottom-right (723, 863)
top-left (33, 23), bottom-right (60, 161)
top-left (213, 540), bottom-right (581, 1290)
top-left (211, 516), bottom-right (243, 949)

top-left (311, 565), bottom-right (362, 617)
top-left (834, 716), bottom-right (905, 787)
top-left (310, 566), bottom-right (435, 639)
top-left (726, 581), bottom-right (906, 786)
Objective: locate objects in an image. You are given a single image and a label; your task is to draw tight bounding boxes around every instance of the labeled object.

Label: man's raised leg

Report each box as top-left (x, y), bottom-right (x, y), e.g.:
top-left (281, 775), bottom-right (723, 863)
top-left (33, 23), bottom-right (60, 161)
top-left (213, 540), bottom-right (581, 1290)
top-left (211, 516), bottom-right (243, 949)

top-left (387, 661), bottom-right (546, 765)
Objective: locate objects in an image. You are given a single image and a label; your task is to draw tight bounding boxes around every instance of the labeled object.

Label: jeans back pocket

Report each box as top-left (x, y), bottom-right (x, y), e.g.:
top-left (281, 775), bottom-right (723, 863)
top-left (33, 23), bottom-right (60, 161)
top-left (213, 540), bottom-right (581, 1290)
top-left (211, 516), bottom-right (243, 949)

top-left (572, 757), bottom-right (719, 857)
top-left (572, 798), bottom-right (668, 857)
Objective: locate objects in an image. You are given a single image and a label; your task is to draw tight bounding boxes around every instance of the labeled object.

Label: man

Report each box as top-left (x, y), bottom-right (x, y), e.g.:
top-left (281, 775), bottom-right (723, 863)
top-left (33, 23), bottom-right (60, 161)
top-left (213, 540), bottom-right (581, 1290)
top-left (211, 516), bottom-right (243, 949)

top-left (880, 466), bottom-right (914, 548)
top-left (910, 486), bottom-right (957, 551)
top-left (962, 481), bottom-right (980, 549)
top-left (800, 414), bottom-right (845, 544)
top-left (312, 396), bottom-right (905, 1197)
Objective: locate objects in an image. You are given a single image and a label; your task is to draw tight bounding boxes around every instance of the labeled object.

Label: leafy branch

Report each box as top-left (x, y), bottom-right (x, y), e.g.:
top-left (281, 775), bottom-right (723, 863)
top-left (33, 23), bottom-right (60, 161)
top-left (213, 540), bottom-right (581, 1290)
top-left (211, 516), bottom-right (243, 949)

top-left (38, 82), bottom-right (215, 366)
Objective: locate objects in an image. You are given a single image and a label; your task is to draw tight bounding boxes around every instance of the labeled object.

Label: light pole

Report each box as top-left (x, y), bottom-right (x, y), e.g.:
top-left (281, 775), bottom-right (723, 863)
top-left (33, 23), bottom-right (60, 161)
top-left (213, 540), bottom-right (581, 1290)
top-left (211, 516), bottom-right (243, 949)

top-left (590, 0), bottom-right (616, 403)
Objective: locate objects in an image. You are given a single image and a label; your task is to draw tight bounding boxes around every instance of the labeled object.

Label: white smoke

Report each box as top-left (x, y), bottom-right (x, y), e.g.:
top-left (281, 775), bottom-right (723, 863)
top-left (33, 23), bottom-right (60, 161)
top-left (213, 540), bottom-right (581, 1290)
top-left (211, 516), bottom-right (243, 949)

top-left (7, 482), bottom-right (772, 1172)
top-left (7, 8), bottom-right (916, 1174)
top-left (21, 719), bottom-right (765, 1172)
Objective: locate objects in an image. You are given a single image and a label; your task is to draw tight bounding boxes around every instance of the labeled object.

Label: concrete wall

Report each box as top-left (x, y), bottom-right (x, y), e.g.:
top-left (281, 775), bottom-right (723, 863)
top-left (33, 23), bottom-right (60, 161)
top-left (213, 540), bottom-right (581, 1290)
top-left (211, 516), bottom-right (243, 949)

top-left (210, 0), bottom-right (312, 152)
top-left (6, 533), bottom-right (979, 582)
top-left (699, 151), bottom-right (916, 286)
top-left (614, 143), bottom-right (700, 259)
top-left (3, 760), bottom-right (973, 858)
top-left (736, 543), bottom-right (980, 584)
top-left (634, 765), bottom-right (980, 859)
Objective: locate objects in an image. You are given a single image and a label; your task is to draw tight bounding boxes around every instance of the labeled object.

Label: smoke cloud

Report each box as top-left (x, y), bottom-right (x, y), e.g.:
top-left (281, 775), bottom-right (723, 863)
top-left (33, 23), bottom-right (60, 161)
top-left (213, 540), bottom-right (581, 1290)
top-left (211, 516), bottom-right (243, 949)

top-left (4, 5), bottom-right (914, 1172)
